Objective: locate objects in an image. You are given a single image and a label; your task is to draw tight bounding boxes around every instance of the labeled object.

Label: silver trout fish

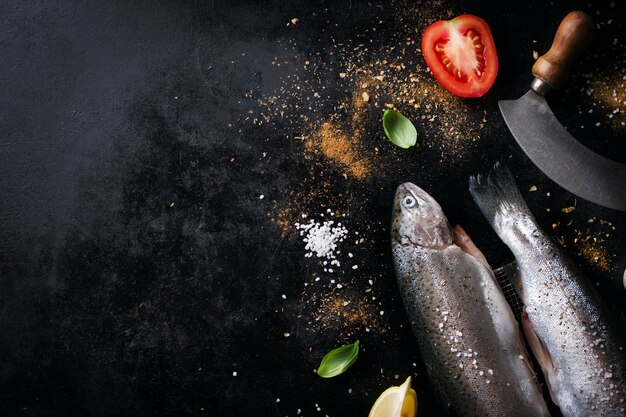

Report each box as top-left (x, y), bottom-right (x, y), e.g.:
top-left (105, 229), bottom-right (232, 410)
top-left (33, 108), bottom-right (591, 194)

top-left (470, 162), bottom-right (626, 417)
top-left (391, 182), bottom-right (550, 417)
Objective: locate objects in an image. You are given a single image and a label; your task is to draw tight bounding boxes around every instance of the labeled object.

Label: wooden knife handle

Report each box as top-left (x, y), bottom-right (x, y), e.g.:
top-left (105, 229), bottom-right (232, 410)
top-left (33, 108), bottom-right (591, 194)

top-left (532, 11), bottom-right (594, 90)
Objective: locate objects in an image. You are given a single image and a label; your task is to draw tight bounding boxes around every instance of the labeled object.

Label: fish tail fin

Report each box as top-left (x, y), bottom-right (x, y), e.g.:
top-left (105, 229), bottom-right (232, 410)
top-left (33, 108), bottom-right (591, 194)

top-left (469, 162), bottom-right (534, 233)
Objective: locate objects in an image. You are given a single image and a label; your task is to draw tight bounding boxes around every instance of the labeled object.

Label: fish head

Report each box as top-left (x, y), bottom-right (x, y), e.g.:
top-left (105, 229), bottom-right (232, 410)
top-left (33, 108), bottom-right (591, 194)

top-left (391, 182), bottom-right (453, 249)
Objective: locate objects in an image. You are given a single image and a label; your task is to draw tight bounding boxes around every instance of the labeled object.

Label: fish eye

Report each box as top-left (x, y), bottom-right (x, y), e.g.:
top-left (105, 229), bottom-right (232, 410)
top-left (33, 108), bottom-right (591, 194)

top-left (403, 195), bottom-right (417, 208)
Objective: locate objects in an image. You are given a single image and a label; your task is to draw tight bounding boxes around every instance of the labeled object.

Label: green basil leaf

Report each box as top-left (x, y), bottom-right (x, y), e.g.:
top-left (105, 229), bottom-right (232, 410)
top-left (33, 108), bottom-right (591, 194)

top-left (382, 109), bottom-right (418, 149)
top-left (317, 340), bottom-right (359, 378)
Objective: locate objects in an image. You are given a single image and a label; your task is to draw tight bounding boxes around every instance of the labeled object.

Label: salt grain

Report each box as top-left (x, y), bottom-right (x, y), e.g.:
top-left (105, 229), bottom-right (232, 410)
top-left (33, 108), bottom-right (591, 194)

top-left (295, 216), bottom-right (348, 266)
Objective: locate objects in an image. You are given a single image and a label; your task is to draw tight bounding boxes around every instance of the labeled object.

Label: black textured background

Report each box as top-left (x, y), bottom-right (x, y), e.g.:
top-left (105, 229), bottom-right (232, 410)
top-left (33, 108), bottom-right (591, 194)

top-left (1, 1), bottom-right (625, 416)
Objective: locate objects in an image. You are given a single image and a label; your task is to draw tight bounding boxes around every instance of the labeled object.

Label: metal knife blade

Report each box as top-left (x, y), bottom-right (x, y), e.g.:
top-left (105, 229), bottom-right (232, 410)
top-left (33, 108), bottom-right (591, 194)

top-left (500, 90), bottom-right (626, 211)
top-left (499, 11), bottom-right (626, 211)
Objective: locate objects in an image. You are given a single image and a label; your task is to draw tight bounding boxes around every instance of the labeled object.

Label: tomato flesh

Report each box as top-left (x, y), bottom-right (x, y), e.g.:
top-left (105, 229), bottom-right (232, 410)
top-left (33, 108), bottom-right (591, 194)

top-left (422, 15), bottom-right (498, 98)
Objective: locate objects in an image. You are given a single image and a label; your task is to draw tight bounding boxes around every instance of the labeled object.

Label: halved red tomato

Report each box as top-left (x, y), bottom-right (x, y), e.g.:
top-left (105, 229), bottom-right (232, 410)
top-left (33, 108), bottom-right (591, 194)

top-left (421, 14), bottom-right (498, 98)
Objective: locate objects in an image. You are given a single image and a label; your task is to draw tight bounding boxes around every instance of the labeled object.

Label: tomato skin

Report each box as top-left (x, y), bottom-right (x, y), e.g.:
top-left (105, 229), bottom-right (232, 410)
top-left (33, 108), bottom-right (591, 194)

top-left (421, 14), bottom-right (498, 98)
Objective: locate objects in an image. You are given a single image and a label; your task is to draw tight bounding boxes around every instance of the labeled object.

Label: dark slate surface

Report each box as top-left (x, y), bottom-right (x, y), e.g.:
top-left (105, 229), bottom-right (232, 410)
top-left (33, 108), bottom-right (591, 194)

top-left (1, 1), bottom-right (624, 416)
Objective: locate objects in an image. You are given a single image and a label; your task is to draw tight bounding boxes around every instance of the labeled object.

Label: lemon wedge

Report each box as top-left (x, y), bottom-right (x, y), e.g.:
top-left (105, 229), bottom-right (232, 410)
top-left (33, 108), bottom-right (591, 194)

top-left (368, 376), bottom-right (417, 417)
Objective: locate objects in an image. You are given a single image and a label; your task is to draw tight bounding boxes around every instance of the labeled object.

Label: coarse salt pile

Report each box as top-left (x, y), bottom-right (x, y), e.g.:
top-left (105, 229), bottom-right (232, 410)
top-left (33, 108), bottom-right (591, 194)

top-left (295, 209), bottom-right (348, 272)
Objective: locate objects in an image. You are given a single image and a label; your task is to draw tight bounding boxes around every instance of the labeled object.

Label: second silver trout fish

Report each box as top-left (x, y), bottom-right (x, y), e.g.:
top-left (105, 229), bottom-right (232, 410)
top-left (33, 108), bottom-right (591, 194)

top-left (470, 162), bottom-right (626, 417)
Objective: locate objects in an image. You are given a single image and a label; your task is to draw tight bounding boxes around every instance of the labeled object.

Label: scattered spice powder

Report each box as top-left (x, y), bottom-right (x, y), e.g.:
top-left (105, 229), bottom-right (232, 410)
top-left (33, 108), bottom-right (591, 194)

top-left (335, 43), bottom-right (486, 160)
top-left (581, 70), bottom-right (626, 131)
top-left (572, 21), bottom-right (625, 133)
top-left (576, 236), bottom-right (614, 273)
top-left (305, 292), bottom-right (384, 338)
top-left (557, 222), bottom-right (617, 273)
top-left (305, 122), bottom-right (371, 180)
top-left (269, 177), bottom-right (340, 237)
